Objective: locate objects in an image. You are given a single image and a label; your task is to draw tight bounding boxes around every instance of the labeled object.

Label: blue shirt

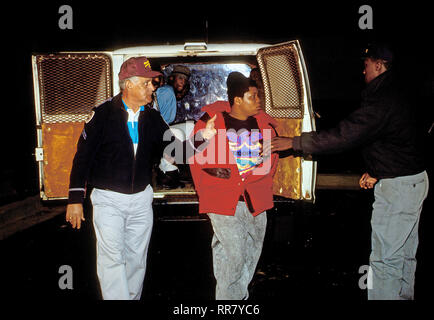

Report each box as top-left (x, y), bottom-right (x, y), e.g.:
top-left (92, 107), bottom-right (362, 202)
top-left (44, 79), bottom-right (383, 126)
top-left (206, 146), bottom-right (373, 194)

top-left (155, 85), bottom-right (177, 124)
top-left (122, 99), bottom-right (144, 155)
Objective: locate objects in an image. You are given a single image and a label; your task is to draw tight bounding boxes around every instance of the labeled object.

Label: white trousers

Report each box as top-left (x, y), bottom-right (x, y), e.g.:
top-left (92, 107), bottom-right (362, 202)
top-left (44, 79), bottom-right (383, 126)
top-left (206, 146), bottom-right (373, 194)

top-left (90, 185), bottom-right (154, 300)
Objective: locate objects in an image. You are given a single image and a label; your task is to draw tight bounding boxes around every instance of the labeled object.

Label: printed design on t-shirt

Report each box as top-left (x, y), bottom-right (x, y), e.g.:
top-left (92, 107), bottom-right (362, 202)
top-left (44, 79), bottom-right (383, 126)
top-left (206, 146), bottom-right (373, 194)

top-left (226, 129), bottom-right (263, 178)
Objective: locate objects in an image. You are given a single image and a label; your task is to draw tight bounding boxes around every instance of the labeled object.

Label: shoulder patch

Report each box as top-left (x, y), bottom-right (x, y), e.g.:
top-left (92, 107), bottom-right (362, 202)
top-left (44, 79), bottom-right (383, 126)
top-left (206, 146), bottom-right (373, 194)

top-left (95, 97), bottom-right (112, 108)
top-left (85, 110), bottom-right (95, 124)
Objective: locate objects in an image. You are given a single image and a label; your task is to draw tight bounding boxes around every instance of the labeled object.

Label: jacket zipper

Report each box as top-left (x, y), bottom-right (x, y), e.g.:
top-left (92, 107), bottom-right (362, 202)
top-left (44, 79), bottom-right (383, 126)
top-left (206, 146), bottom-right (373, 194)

top-left (132, 110), bottom-right (143, 193)
top-left (132, 154), bottom-right (136, 193)
top-left (123, 106), bottom-right (137, 193)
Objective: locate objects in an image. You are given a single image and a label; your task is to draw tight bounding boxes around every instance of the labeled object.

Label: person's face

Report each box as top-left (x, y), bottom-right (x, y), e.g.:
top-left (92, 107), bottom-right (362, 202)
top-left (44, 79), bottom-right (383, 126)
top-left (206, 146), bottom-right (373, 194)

top-left (238, 86), bottom-right (261, 117)
top-left (173, 74), bottom-right (188, 93)
top-left (152, 76), bottom-right (162, 89)
top-left (363, 58), bottom-right (382, 84)
top-left (128, 77), bottom-right (157, 104)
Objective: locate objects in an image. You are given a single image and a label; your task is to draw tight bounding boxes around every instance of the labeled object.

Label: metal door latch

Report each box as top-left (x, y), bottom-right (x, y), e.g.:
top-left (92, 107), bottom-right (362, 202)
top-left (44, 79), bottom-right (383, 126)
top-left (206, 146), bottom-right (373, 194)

top-left (34, 148), bottom-right (44, 161)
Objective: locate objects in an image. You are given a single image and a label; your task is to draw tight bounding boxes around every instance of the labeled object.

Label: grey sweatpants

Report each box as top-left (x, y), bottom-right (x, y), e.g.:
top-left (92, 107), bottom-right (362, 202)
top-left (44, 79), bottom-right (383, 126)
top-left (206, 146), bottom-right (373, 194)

top-left (368, 171), bottom-right (429, 300)
top-left (208, 201), bottom-right (267, 300)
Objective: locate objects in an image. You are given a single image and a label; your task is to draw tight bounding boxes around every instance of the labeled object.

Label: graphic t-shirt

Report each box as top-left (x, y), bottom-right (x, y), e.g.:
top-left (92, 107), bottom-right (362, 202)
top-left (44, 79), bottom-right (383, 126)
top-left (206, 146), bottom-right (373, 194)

top-left (222, 112), bottom-right (263, 179)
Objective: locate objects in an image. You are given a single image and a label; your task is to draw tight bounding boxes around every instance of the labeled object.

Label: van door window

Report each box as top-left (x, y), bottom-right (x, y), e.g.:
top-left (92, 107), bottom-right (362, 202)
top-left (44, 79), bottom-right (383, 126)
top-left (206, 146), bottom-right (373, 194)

top-left (160, 64), bottom-right (252, 124)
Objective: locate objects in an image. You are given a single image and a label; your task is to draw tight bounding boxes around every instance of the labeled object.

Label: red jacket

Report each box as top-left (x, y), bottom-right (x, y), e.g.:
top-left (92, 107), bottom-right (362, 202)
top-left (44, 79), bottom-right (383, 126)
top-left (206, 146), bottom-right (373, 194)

top-left (189, 101), bottom-right (279, 216)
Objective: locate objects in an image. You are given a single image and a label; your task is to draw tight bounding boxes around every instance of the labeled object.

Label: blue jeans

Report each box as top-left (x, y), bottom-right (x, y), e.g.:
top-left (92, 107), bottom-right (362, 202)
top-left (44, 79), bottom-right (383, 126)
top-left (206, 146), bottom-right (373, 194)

top-left (368, 171), bottom-right (429, 300)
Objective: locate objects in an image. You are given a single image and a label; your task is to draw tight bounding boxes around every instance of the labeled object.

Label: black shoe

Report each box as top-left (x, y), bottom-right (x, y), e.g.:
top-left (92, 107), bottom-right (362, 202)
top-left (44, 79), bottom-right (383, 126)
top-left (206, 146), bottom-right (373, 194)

top-left (157, 169), bottom-right (185, 189)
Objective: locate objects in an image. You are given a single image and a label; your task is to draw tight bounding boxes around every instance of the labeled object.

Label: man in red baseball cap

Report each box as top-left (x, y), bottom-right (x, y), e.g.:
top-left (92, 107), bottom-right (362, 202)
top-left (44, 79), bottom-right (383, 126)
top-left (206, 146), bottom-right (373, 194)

top-left (66, 56), bottom-right (175, 300)
top-left (118, 56), bottom-right (162, 109)
top-left (118, 56), bottom-right (162, 81)
top-left (67, 56), bottom-right (216, 299)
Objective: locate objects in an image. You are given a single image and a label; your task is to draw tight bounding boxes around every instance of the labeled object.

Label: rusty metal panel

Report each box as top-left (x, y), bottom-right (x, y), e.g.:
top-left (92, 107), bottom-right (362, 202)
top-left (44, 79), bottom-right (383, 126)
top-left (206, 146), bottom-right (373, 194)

top-left (257, 41), bottom-right (307, 199)
top-left (33, 53), bottom-right (112, 199)
top-left (41, 122), bottom-right (84, 198)
top-left (272, 119), bottom-right (302, 199)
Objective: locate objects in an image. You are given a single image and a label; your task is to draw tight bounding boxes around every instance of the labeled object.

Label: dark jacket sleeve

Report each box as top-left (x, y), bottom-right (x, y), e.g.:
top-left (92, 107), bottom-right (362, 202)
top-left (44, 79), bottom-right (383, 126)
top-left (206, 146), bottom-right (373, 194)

top-left (68, 108), bottom-right (105, 204)
top-left (293, 102), bottom-right (388, 155)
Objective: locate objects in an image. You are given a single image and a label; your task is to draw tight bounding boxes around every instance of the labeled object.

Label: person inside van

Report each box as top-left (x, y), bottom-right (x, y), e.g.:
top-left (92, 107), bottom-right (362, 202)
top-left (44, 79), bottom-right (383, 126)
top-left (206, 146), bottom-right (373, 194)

top-left (154, 65), bottom-right (191, 189)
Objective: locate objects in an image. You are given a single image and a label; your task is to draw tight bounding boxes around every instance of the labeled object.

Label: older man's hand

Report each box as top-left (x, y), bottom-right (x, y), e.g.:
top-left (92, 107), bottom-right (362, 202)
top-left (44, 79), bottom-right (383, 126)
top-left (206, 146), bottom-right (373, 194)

top-left (66, 203), bottom-right (85, 229)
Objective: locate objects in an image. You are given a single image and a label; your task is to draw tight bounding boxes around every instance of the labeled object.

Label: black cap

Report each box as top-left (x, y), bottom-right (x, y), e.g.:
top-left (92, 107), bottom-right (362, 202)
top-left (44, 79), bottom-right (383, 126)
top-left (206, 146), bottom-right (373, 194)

top-left (361, 43), bottom-right (394, 62)
top-left (171, 65), bottom-right (191, 79)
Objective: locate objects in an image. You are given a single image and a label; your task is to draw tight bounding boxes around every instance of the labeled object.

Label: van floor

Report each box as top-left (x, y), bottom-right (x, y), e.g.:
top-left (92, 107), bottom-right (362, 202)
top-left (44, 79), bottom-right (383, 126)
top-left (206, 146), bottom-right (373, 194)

top-left (152, 164), bottom-right (198, 204)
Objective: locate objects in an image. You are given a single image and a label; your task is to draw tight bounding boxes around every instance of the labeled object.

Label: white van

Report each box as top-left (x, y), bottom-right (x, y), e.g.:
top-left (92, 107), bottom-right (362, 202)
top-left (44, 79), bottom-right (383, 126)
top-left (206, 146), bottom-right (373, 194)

top-left (32, 41), bottom-right (316, 205)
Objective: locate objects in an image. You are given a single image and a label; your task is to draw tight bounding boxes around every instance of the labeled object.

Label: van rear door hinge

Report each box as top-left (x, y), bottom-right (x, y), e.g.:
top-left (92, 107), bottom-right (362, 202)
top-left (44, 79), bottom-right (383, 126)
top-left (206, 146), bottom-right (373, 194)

top-left (34, 147), bottom-right (44, 161)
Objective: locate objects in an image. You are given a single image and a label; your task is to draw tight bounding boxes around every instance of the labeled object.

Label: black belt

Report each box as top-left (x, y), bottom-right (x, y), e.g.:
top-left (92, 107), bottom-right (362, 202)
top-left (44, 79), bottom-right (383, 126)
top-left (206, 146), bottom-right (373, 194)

top-left (238, 191), bottom-right (254, 213)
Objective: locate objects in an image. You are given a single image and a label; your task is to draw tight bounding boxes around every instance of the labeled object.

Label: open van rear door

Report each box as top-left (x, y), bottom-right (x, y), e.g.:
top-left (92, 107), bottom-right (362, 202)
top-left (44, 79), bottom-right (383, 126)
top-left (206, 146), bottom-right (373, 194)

top-left (257, 40), bottom-right (317, 201)
top-left (31, 43), bottom-right (315, 202)
top-left (32, 53), bottom-right (113, 200)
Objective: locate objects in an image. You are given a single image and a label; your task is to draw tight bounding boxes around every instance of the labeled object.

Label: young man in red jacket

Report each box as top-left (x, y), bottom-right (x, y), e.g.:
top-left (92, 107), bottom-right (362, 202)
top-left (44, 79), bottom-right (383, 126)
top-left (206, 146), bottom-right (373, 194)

top-left (189, 72), bottom-right (279, 300)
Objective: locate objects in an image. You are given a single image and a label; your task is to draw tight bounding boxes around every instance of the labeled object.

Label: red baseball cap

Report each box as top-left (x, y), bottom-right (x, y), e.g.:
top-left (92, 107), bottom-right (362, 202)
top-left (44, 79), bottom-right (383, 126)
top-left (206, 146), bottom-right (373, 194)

top-left (118, 56), bottom-right (162, 80)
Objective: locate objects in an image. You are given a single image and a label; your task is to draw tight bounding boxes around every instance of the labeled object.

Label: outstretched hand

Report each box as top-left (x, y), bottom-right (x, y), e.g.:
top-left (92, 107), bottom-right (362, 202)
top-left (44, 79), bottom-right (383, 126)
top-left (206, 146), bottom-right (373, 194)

top-left (202, 114), bottom-right (217, 140)
top-left (262, 136), bottom-right (294, 156)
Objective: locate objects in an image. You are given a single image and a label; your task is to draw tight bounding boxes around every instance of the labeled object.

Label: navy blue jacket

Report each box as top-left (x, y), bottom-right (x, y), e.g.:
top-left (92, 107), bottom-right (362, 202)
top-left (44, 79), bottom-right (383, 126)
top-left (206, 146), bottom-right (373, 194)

top-left (293, 71), bottom-right (425, 179)
top-left (68, 93), bottom-right (172, 203)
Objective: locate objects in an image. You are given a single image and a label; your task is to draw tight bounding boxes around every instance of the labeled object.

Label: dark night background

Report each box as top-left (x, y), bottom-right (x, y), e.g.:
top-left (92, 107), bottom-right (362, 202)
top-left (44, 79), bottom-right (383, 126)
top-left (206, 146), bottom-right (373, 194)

top-left (1, 0), bottom-right (433, 312)
top-left (2, 1), bottom-right (432, 201)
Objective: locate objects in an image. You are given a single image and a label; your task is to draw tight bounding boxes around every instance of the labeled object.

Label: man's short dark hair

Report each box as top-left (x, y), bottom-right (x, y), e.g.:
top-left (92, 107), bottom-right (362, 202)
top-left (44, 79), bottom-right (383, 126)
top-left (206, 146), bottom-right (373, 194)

top-left (227, 72), bottom-right (257, 106)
